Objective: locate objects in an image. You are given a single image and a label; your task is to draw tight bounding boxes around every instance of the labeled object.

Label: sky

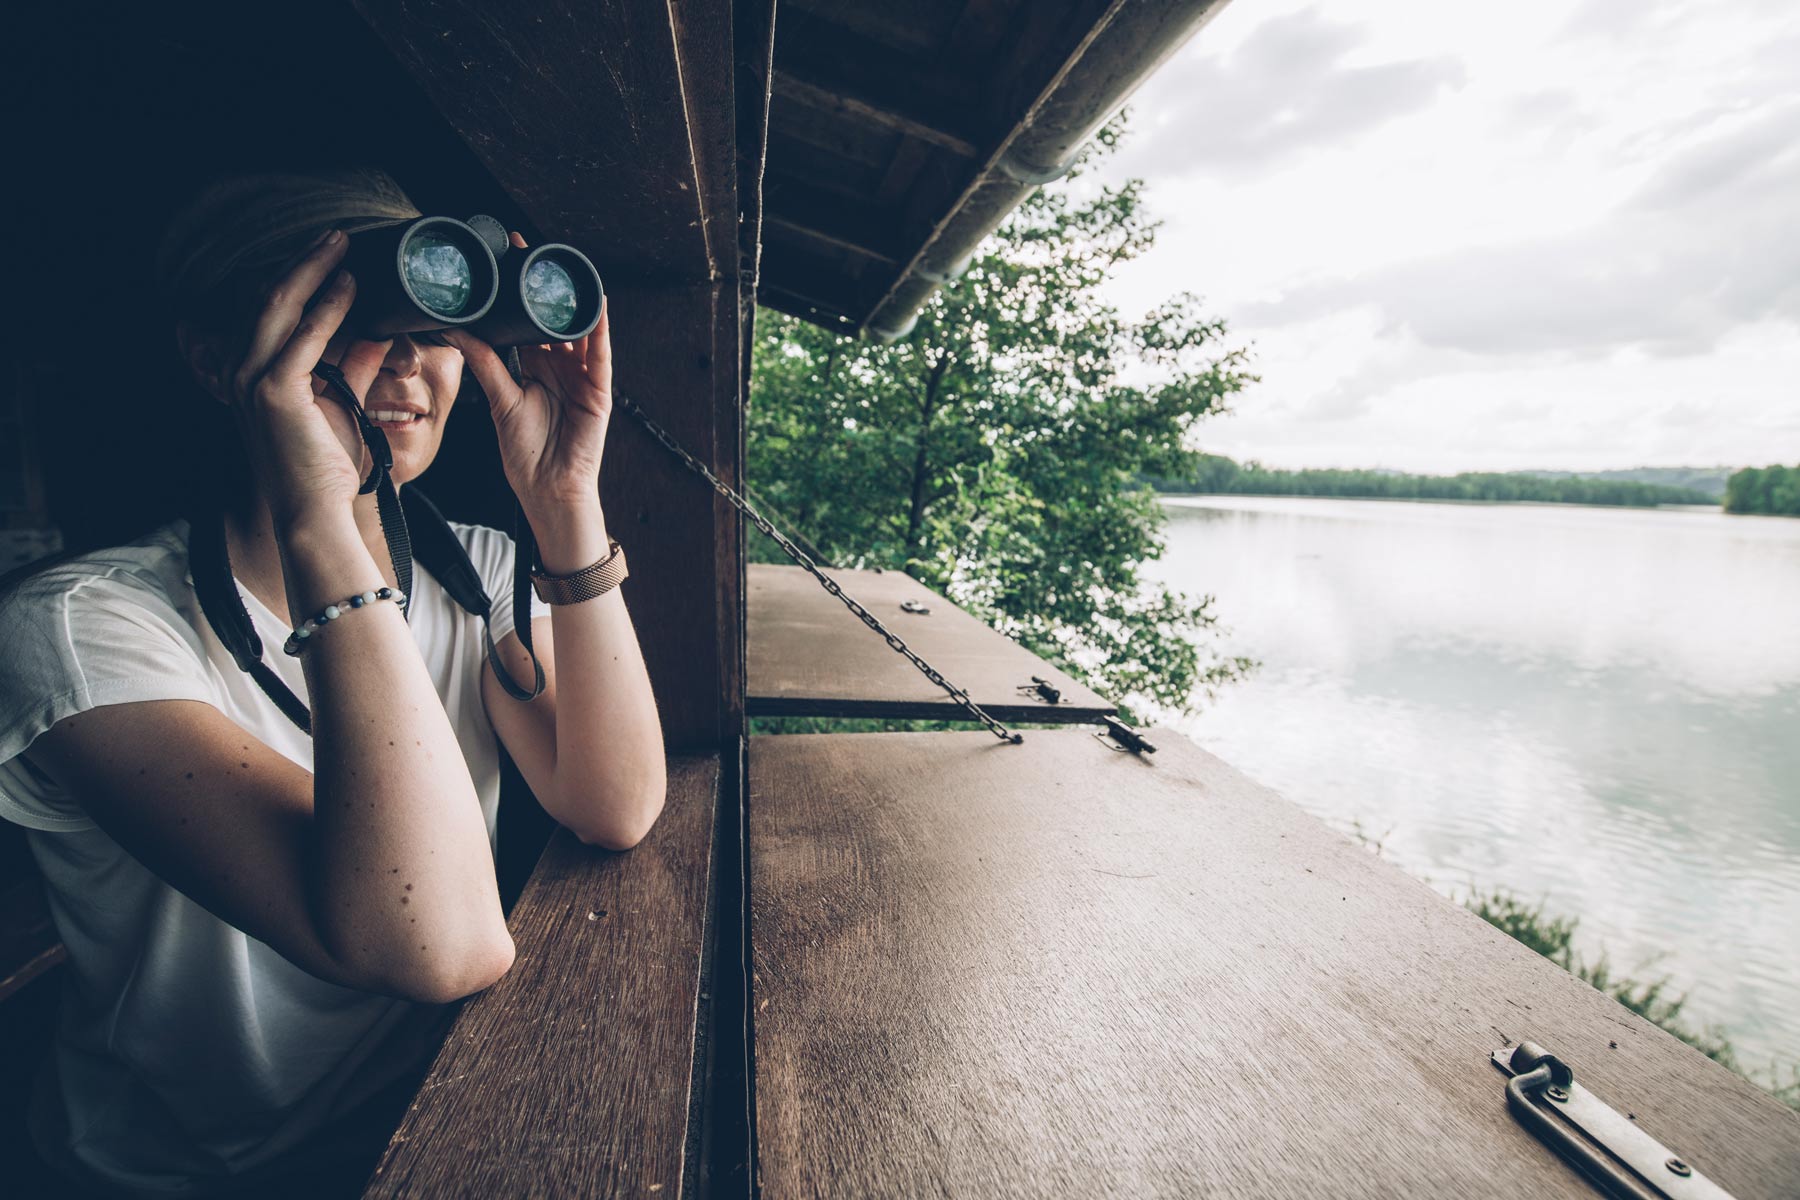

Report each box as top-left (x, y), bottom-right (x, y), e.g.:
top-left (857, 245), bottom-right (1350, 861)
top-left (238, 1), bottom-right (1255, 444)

top-left (1087, 0), bottom-right (1800, 473)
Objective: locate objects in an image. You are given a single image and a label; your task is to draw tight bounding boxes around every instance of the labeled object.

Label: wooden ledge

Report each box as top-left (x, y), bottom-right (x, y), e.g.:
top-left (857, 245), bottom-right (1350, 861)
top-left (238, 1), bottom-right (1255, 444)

top-left (749, 730), bottom-right (1800, 1198)
top-left (364, 753), bottom-right (720, 1199)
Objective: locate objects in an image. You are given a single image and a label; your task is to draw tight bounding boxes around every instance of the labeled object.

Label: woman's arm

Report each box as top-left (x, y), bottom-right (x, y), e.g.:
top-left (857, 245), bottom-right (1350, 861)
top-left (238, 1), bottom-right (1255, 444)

top-left (480, 500), bottom-right (667, 849)
top-left (23, 510), bottom-right (514, 1003)
top-left (448, 266), bottom-right (667, 849)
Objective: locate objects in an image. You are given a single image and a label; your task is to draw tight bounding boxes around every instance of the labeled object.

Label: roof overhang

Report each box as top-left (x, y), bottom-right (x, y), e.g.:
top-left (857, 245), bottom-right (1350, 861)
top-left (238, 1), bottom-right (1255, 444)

top-left (757, 0), bottom-right (1233, 340)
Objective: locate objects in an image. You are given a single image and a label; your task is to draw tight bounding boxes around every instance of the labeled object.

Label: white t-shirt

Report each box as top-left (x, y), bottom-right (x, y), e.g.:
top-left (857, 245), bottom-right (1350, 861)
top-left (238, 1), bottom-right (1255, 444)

top-left (0, 515), bottom-right (549, 1195)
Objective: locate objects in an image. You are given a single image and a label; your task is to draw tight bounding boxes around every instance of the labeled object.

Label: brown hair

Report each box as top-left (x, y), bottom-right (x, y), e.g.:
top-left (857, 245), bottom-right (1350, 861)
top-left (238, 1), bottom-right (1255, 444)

top-left (156, 166), bottom-right (420, 339)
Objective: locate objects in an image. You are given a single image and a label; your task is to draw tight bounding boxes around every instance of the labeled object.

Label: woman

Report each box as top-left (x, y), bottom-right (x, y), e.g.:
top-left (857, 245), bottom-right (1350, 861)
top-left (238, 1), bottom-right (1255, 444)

top-left (0, 169), bottom-right (666, 1196)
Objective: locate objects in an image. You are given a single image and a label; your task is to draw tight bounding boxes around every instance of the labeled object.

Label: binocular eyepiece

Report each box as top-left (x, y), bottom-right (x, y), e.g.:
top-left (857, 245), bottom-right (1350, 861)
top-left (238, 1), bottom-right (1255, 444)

top-left (339, 214), bottom-right (603, 346)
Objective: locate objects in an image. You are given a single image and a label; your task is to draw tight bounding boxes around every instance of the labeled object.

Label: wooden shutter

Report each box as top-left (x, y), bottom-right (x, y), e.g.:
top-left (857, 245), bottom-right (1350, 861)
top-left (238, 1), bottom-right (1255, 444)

top-left (748, 563), bottom-right (1114, 723)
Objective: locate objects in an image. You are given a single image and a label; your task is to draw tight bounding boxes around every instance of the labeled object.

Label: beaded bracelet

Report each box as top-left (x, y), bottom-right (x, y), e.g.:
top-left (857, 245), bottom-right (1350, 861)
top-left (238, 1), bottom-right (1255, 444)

top-left (282, 586), bottom-right (407, 656)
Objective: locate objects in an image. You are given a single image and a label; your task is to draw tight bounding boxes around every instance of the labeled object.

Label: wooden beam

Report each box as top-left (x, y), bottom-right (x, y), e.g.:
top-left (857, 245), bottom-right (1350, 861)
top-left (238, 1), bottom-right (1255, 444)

top-left (764, 212), bottom-right (897, 264)
top-left (756, 281), bottom-right (866, 330)
top-left (364, 753), bottom-right (720, 1198)
top-left (762, 183), bottom-right (905, 265)
top-left (670, 0), bottom-right (740, 281)
top-left (750, 729), bottom-right (1800, 1197)
top-left (772, 71), bottom-right (980, 160)
top-left (757, 288), bottom-right (862, 333)
top-left (600, 283), bottom-right (740, 750)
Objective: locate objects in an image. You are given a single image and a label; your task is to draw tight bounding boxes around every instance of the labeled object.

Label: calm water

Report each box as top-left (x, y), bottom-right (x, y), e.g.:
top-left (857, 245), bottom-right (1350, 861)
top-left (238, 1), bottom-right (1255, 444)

top-left (1148, 496), bottom-right (1800, 1071)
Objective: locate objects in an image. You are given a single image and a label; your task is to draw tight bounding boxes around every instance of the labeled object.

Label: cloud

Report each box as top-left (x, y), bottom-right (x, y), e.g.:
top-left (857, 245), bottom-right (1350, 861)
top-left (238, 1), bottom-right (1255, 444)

top-left (1116, 8), bottom-right (1465, 178)
top-left (1241, 101), bottom-right (1800, 361)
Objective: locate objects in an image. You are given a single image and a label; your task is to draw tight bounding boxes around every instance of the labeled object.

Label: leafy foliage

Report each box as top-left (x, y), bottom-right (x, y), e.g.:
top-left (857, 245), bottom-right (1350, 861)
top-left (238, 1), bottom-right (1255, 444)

top-left (1344, 822), bottom-right (1796, 1109)
top-left (748, 122), bottom-right (1257, 718)
top-left (1462, 887), bottom-right (1797, 1108)
top-left (1152, 456), bottom-right (1717, 507)
top-left (1724, 464), bottom-right (1800, 515)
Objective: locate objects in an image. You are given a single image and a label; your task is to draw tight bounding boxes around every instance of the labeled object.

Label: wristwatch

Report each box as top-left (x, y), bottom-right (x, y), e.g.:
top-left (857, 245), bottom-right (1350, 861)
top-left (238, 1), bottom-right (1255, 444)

top-left (530, 539), bottom-right (628, 605)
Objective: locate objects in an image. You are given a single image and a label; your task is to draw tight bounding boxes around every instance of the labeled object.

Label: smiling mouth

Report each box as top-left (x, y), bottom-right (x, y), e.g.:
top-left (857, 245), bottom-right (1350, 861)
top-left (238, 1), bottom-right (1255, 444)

top-left (367, 410), bottom-right (428, 427)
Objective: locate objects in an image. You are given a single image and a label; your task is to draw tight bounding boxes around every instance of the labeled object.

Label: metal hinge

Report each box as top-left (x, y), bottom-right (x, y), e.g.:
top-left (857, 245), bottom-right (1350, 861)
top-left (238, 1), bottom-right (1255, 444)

top-left (898, 599), bottom-right (931, 615)
top-left (1492, 1042), bottom-right (1735, 1200)
top-left (1017, 675), bottom-right (1064, 705)
top-left (1095, 716), bottom-right (1156, 756)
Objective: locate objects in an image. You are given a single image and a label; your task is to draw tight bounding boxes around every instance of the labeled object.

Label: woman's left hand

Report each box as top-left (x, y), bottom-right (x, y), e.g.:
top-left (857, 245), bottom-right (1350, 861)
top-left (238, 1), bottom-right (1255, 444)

top-left (445, 233), bottom-right (612, 523)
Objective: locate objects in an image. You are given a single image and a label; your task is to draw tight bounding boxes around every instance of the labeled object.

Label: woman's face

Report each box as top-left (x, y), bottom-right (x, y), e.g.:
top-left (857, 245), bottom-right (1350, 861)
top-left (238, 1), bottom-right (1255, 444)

top-left (316, 330), bottom-right (465, 485)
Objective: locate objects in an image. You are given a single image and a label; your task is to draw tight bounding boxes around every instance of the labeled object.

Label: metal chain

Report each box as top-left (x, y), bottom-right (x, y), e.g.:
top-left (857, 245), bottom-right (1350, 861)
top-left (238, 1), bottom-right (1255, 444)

top-left (616, 394), bottom-right (1023, 744)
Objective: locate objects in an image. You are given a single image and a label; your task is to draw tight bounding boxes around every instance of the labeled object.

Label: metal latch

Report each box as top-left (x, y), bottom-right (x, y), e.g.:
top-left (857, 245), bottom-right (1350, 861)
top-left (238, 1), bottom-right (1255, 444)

top-left (1094, 716), bottom-right (1156, 755)
top-left (898, 599), bottom-right (931, 615)
top-left (1492, 1042), bottom-right (1734, 1200)
top-left (1017, 675), bottom-right (1063, 705)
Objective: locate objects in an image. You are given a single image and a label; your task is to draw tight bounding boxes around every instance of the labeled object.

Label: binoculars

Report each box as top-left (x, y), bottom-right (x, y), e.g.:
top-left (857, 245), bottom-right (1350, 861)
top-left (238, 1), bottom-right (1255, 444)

top-left (340, 214), bottom-right (603, 346)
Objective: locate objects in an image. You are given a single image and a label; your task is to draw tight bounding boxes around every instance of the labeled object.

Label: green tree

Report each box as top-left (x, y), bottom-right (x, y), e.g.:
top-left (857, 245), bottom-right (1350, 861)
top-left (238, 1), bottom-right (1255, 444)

top-left (1725, 465), bottom-right (1800, 516)
top-left (748, 122), bottom-right (1256, 717)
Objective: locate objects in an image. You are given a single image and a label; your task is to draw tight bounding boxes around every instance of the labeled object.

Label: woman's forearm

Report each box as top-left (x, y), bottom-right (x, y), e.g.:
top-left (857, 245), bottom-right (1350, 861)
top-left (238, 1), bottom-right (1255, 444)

top-left (278, 512), bottom-right (513, 1001)
top-left (529, 498), bottom-right (667, 847)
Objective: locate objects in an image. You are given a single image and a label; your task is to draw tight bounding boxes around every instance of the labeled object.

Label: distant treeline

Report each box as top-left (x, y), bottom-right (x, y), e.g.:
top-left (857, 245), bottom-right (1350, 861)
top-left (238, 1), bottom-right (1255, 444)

top-left (1149, 456), bottom-right (1718, 508)
top-left (1724, 465), bottom-right (1800, 515)
top-left (1521, 466), bottom-right (1732, 499)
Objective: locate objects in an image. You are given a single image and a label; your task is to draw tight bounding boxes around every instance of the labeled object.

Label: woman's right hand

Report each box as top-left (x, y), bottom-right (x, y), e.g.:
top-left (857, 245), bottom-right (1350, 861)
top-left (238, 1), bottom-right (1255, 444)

top-left (226, 229), bottom-right (393, 533)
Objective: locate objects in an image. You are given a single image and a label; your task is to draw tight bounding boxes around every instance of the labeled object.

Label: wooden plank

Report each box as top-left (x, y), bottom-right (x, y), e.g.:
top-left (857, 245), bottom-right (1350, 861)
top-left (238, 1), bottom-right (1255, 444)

top-left (364, 753), bottom-right (719, 1199)
top-left (762, 174), bottom-right (907, 264)
top-left (669, 0), bottom-right (740, 281)
top-left (783, 0), bottom-right (967, 56)
top-left (746, 563), bottom-right (1113, 723)
top-left (771, 71), bottom-right (981, 160)
top-left (757, 287), bottom-right (862, 334)
top-left (749, 730), bottom-right (1800, 1199)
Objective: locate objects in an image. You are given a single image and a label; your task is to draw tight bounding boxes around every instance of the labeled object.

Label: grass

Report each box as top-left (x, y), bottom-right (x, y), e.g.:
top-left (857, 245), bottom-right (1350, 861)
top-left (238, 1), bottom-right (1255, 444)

top-left (1343, 821), bottom-right (1798, 1110)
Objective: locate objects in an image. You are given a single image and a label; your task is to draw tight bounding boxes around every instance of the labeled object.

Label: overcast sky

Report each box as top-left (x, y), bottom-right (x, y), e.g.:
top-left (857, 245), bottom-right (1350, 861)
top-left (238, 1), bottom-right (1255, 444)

top-left (1089, 0), bottom-right (1800, 473)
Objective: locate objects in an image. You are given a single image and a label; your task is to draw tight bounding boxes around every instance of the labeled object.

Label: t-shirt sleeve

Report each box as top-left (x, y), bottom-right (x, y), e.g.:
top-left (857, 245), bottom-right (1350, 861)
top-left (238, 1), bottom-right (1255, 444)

top-left (453, 522), bottom-right (552, 650)
top-left (0, 569), bottom-right (219, 832)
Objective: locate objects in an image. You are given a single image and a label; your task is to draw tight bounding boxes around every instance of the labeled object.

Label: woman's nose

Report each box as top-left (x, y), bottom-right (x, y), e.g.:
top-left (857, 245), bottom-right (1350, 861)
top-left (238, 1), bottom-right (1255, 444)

top-left (383, 335), bottom-right (424, 380)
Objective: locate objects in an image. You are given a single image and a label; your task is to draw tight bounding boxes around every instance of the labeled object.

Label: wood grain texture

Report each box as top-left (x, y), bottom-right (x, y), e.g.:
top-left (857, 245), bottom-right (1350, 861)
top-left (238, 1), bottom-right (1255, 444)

top-left (746, 563), bottom-right (1114, 723)
top-left (352, 0), bottom-right (710, 286)
top-left (749, 730), bottom-right (1800, 1198)
top-left (591, 283), bottom-right (739, 752)
top-left (363, 754), bottom-right (719, 1199)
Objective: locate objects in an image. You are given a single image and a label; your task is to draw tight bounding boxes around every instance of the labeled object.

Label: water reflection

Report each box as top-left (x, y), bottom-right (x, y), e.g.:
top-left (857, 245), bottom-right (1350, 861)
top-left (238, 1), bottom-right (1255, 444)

top-left (1148, 496), bottom-right (1800, 1070)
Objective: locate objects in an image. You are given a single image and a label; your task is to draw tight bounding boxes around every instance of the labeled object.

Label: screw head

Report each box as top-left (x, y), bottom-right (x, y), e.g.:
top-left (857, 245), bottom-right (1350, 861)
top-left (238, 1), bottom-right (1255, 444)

top-left (1547, 1085), bottom-right (1570, 1102)
top-left (1666, 1158), bottom-right (1692, 1178)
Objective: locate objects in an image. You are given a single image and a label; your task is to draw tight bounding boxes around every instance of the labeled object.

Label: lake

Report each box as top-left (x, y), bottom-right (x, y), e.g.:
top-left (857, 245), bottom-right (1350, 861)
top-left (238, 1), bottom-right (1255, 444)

top-left (1147, 495), bottom-right (1800, 1073)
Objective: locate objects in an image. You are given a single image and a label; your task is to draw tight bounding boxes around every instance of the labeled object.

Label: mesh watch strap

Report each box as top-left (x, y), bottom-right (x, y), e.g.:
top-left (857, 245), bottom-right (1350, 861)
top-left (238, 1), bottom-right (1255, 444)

top-left (530, 539), bottom-right (628, 605)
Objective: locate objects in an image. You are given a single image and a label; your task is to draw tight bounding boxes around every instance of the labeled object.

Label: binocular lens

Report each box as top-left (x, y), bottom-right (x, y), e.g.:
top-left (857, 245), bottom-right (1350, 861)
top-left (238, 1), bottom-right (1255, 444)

top-left (523, 259), bottom-right (580, 334)
top-left (402, 232), bottom-right (477, 318)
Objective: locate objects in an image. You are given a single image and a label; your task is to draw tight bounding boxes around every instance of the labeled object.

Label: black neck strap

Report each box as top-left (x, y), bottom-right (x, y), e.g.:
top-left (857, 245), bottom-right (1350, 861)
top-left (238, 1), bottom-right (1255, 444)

top-left (192, 360), bottom-right (546, 737)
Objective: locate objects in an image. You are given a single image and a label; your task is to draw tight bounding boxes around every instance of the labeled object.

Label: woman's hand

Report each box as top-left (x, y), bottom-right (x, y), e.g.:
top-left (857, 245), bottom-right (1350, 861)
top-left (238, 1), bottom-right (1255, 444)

top-left (444, 233), bottom-right (613, 525)
top-left (226, 229), bottom-right (392, 533)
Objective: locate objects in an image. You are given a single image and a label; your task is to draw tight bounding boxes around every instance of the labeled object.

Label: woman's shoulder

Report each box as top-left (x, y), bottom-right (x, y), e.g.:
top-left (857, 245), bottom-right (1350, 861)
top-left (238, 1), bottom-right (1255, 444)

top-left (0, 521), bottom-right (194, 619)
